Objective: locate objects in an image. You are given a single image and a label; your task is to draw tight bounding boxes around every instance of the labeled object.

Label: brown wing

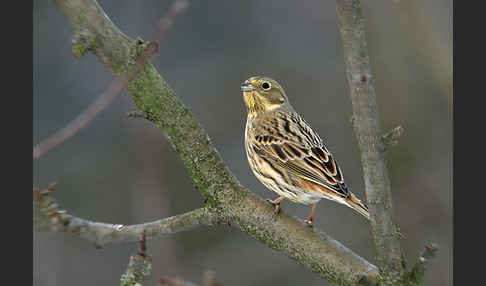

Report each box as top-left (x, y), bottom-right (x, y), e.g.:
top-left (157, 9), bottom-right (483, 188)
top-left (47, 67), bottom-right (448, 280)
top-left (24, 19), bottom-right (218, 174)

top-left (250, 110), bottom-right (350, 198)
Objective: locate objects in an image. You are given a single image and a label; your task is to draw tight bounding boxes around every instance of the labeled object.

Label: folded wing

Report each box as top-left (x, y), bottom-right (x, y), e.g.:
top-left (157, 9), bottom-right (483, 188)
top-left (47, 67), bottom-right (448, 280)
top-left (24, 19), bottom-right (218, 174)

top-left (251, 112), bottom-right (350, 198)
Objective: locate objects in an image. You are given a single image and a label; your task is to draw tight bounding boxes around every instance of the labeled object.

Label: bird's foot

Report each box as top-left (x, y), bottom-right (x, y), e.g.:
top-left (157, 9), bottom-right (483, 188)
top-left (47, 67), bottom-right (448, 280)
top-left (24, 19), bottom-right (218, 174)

top-left (265, 198), bottom-right (281, 214)
top-left (304, 216), bottom-right (314, 228)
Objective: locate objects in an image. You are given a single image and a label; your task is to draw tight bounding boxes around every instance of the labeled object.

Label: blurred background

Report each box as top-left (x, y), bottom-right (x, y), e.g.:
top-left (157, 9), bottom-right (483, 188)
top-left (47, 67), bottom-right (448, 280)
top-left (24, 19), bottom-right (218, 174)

top-left (33, 0), bottom-right (452, 285)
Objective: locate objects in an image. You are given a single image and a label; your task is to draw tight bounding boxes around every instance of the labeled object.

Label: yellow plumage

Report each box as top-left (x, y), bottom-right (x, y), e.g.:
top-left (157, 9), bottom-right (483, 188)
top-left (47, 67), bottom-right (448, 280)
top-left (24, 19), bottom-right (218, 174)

top-left (241, 76), bottom-right (369, 225)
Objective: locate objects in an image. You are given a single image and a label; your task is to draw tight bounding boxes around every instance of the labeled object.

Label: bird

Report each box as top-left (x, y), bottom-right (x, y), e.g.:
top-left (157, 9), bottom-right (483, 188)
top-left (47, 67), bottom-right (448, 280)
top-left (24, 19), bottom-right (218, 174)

top-left (241, 76), bottom-right (370, 226)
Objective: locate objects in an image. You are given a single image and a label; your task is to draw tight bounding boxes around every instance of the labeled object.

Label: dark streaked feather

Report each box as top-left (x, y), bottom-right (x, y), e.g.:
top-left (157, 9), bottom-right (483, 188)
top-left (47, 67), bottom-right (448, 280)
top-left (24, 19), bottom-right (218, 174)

top-left (249, 109), bottom-right (350, 198)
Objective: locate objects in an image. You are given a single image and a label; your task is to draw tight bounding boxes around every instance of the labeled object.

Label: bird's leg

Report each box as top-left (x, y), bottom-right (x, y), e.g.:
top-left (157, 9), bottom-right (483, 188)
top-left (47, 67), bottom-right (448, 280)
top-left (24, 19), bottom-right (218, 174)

top-left (266, 196), bottom-right (285, 214)
top-left (304, 202), bottom-right (317, 227)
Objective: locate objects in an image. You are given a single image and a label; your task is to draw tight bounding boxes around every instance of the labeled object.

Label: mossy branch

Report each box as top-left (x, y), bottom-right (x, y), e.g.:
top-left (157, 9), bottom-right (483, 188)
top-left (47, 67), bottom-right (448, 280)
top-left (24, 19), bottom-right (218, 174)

top-left (404, 243), bottom-right (439, 285)
top-left (120, 230), bottom-right (152, 286)
top-left (48, 0), bottom-right (380, 284)
top-left (34, 184), bottom-right (218, 247)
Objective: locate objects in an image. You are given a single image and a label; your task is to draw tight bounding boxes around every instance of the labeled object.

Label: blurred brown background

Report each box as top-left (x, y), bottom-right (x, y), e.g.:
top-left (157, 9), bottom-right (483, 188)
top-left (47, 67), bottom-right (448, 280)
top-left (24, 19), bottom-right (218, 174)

top-left (33, 1), bottom-right (452, 285)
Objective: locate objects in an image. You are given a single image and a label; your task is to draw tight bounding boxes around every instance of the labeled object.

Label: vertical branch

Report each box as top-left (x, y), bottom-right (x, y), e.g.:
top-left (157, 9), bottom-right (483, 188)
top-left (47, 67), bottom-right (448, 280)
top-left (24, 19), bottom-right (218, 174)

top-left (49, 0), bottom-right (383, 284)
top-left (120, 230), bottom-right (152, 286)
top-left (335, 0), bottom-right (403, 278)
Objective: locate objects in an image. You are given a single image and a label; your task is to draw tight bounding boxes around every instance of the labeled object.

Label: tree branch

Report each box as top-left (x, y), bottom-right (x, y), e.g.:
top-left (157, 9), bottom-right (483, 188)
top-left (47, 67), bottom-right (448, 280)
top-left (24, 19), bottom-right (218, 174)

top-left (404, 243), bottom-right (439, 285)
top-left (33, 80), bottom-right (125, 160)
top-left (120, 230), bottom-right (153, 286)
top-left (34, 184), bottom-right (218, 247)
top-left (33, 0), bottom-right (187, 160)
top-left (48, 0), bottom-right (379, 284)
top-left (335, 0), bottom-right (403, 280)
top-left (33, 38), bottom-right (157, 161)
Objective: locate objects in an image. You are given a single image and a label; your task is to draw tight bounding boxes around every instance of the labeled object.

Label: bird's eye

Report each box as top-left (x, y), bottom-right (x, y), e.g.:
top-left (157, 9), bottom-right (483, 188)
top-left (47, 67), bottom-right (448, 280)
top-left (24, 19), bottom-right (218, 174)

top-left (261, 81), bottom-right (271, 90)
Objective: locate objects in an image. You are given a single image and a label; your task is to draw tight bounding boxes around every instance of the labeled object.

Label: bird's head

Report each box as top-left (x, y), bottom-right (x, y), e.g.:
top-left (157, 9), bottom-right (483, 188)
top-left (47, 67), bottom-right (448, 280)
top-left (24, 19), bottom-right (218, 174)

top-left (241, 76), bottom-right (289, 116)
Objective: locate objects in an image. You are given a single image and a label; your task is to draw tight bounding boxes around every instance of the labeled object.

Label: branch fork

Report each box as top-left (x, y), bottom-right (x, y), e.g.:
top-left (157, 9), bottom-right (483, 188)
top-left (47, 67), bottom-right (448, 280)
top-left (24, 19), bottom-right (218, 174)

top-left (36, 0), bottom-right (440, 285)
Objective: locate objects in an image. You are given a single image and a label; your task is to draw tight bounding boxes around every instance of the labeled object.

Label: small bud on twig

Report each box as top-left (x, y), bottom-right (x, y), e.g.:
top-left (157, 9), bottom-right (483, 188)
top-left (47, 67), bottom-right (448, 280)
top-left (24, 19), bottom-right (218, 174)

top-left (381, 126), bottom-right (404, 148)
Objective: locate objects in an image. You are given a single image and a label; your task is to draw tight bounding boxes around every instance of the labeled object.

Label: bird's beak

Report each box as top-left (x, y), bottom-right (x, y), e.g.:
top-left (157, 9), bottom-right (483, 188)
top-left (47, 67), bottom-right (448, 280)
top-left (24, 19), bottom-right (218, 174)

top-left (241, 80), bottom-right (254, 92)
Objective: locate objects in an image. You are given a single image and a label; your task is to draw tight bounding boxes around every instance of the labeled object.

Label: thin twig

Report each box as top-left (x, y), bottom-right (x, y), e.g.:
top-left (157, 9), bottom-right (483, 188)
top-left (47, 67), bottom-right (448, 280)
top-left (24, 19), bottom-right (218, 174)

top-left (33, 0), bottom-right (188, 160)
top-left (405, 243), bottom-right (439, 285)
top-left (381, 126), bottom-right (404, 149)
top-left (137, 229), bottom-right (148, 258)
top-left (202, 270), bottom-right (224, 286)
top-left (33, 79), bottom-right (128, 160)
top-left (158, 270), bottom-right (222, 286)
top-left (120, 230), bottom-right (153, 286)
top-left (33, 42), bottom-right (156, 160)
top-left (34, 184), bottom-right (219, 247)
top-left (154, 0), bottom-right (189, 48)
top-left (50, 0), bottom-right (380, 284)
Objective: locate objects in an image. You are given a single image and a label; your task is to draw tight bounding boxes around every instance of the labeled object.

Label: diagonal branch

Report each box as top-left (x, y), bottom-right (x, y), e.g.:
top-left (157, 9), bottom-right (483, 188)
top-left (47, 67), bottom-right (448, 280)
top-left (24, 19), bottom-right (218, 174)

top-left (33, 80), bottom-right (128, 160)
top-left (34, 184), bottom-right (218, 247)
top-left (49, 0), bottom-right (379, 284)
top-left (33, 40), bottom-right (157, 160)
top-left (33, 0), bottom-right (187, 160)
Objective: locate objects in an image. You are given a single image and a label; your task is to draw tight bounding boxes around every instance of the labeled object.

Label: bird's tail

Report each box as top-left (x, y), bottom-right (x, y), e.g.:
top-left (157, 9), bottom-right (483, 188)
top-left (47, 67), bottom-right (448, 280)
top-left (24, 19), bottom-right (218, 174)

top-left (346, 193), bottom-right (370, 220)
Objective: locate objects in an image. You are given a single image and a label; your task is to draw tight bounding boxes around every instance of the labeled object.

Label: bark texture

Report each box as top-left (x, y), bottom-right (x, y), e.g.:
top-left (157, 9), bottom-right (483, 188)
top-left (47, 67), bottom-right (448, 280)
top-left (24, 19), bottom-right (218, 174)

top-left (335, 0), bottom-right (404, 282)
top-left (48, 0), bottom-right (380, 285)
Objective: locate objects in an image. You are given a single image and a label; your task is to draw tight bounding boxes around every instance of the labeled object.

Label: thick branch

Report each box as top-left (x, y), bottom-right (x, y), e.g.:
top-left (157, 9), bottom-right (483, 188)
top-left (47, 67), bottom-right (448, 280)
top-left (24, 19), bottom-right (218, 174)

top-left (335, 0), bottom-right (403, 278)
top-left (34, 184), bottom-right (218, 246)
top-left (50, 0), bottom-right (379, 284)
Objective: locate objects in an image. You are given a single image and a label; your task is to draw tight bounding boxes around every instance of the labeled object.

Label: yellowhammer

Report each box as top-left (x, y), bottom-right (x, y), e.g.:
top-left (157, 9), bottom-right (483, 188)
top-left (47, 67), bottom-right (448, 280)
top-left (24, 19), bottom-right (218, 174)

top-left (241, 76), bottom-right (370, 225)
